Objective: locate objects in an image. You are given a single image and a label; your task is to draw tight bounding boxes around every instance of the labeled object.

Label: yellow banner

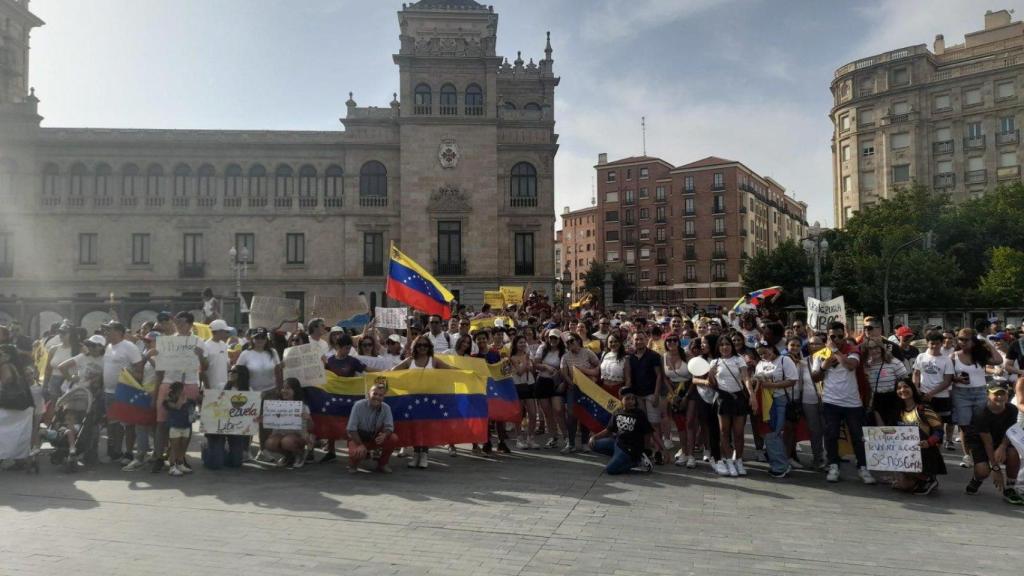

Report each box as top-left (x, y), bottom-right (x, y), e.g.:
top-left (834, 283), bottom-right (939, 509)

top-left (499, 286), bottom-right (524, 306)
top-left (483, 291), bottom-right (505, 310)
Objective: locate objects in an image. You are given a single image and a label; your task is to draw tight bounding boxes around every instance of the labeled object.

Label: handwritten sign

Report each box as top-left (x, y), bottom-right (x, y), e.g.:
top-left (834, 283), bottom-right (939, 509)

top-left (282, 343), bottom-right (326, 388)
top-left (309, 294), bottom-right (369, 328)
top-left (483, 291), bottom-right (505, 310)
top-left (1006, 423), bottom-right (1024, 455)
top-left (262, 400), bottom-right (305, 431)
top-left (200, 390), bottom-right (261, 436)
top-left (807, 296), bottom-right (846, 333)
top-left (499, 286), bottom-right (524, 306)
top-left (376, 307), bottom-right (409, 330)
top-left (248, 296), bottom-right (301, 329)
top-left (864, 426), bottom-right (922, 473)
top-left (154, 335), bottom-right (201, 375)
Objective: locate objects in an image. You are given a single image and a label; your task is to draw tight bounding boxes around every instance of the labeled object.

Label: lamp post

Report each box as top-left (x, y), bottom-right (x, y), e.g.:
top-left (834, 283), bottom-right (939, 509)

top-left (228, 246), bottom-right (250, 322)
top-left (801, 221), bottom-right (829, 301)
top-left (882, 231), bottom-right (933, 335)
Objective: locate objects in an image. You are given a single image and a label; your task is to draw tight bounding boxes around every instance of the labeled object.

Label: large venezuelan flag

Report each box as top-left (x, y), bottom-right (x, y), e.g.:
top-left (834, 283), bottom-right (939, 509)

top-left (306, 368), bottom-right (489, 445)
top-left (108, 369), bottom-right (156, 425)
top-left (571, 368), bottom-right (623, 434)
top-left (438, 355), bottom-right (521, 423)
top-left (386, 243), bottom-right (454, 320)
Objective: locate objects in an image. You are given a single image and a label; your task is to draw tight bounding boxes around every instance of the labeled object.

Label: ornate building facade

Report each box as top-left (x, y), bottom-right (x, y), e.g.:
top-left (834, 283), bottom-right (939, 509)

top-left (0, 0), bottom-right (559, 335)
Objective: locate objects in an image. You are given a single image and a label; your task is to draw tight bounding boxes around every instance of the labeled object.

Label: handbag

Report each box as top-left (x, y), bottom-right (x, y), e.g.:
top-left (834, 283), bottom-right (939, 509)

top-left (718, 358), bottom-right (749, 404)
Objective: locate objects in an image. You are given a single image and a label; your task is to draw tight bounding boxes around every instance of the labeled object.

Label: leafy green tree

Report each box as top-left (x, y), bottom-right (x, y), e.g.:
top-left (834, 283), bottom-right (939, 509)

top-left (977, 247), bottom-right (1024, 306)
top-left (582, 261), bottom-right (634, 304)
top-left (741, 240), bottom-right (817, 308)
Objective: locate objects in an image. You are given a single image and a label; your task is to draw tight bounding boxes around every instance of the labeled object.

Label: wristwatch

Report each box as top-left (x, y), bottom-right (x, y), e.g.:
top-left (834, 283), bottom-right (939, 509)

top-left (991, 464), bottom-right (1002, 472)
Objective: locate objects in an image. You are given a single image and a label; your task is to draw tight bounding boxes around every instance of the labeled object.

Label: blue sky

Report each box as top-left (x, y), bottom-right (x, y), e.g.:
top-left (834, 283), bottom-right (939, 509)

top-left (27, 0), bottom-right (1023, 227)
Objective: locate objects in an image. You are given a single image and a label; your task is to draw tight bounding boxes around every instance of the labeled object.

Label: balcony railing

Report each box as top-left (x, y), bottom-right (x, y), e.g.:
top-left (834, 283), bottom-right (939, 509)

top-left (932, 140), bottom-right (954, 155)
top-left (248, 197), bottom-right (267, 208)
top-left (223, 197), bottom-right (241, 208)
top-left (683, 209), bottom-right (695, 216)
top-left (0, 263), bottom-right (11, 278)
top-left (964, 135), bottom-right (986, 150)
top-left (712, 206), bottom-right (725, 214)
top-left (440, 106), bottom-right (458, 116)
top-left (712, 228), bottom-right (727, 237)
top-left (510, 194), bottom-right (538, 208)
top-left (172, 196), bottom-right (189, 208)
top-left (712, 275), bottom-right (729, 282)
top-left (711, 182), bottom-right (725, 191)
top-left (966, 169), bottom-right (987, 184)
top-left (886, 113), bottom-right (910, 124)
top-left (996, 130), bottom-right (1020, 146)
top-left (739, 183), bottom-right (754, 193)
top-left (515, 263), bottom-right (535, 276)
top-left (198, 196), bottom-right (217, 208)
top-left (683, 186), bottom-right (695, 194)
top-left (146, 196), bottom-right (164, 208)
top-left (933, 173), bottom-right (955, 189)
top-left (656, 257), bottom-right (667, 265)
top-left (179, 261), bottom-right (206, 278)
top-left (712, 251), bottom-right (727, 259)
top-left (465, 106), bottom-right (484, 116)
top-left (274, 197), bottom-right (292, 208)
top-left (434, 259), bottom-right (466, 276)
top-left (363, 262), bottom-right (384, 277)
top-left (120, 196), bottom-right (136, 208)
top-left (298, 196), bottom-right (318, 209)
top-left (683, 232), bottom-right (697, 239)
top-left (67, 196), bottom-right (85, 208)
top-left (359, 195), bottom-right (388, 207)
top-left (95, 196), bottom-right (113, 208)
top-left (414, 105), bottom-right (431, 115)
top-left (324, 195), bottom-right (343, 208)
top-left (997, 165), bottom-right (1021, 180)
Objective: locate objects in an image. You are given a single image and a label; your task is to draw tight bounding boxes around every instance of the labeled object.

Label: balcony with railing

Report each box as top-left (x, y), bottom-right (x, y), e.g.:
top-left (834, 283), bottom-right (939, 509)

top-left (933, 173), bottom-right (955, 189)
top-left (223, 196), bottom-right (241, 208)
top-left (434, 259), bottom-right (466, 276)
top-left (509, 194), bottom-right (538, 208)
top-left (885, 113), bottom-right (910, 124)
top-left (964, 135), bottom-right (986, 150)
top-left (414, 105), bottom-right (431, 115)
top-left (711, 181), bottom-right (726, 191)
top-left (363, 262), bottom-right (384, 277)
top-left (683, 231), bottom-right (696, 239)
top-left (712, 206), bottom-right (726, 214)
top-left (465, 105), bottom-right (483, 116)
top-left (440, 105), bottom-right (458, 116)
top-left (515, 262), bottom-right (535, 276)
top-left (712, 251), bottom-right (727, 259)
top-left (997, 165), bottom-right (1021, 180)
top-left (324, 195), bottom-right (343, 208)
top-left (298, 195), bottom-right (318, 209)
top-left (274, 196), bottom-right (293, 209)
top-left (712, 274), bottom-right (729, 282)
top-left (684, 251), bottom-right (696, 260)
top-left (966, 169), bottom-right (987, 184)
top-left (67, 195), bottom-right (85, 208)
top-left (712, 227), bottom-right (727, 238)
top-left (656, 257), bottom-right (667, 265)
top-left (172, 196), bottom-right (189, 208)
top-left (120, 196), bottom-right (137, 208)
top-left (683, 186), bottom-right (695, 194)
top-left (179, 261), bottom-right (206, 278)
top-left (932, 140), bottom-right (954, 155)
top-left (997, 130), bottom-right (1020, 146)
top-left (359, 194), bottom-right (388, 208)
top-left (198, 195), bottom-right (217, 208)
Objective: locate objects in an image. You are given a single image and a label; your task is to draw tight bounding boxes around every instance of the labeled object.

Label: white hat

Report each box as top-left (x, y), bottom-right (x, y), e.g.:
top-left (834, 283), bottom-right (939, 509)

top-left (85, 334), bottom-right (106, 347)
top-left (547, 329), bottom-right (563, 340)
top-left (387, 334), bottom-right (403, 344)
top-left (611, 319), bottom-right (622, 327)
top-left (208, 319), bottom-right (232, 332)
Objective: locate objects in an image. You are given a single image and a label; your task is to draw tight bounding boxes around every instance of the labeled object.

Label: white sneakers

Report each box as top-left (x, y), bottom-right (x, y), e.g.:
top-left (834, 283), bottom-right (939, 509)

top-left (121, 458), bottom-right (145, 472)
top-left (857, 466), bottom-right (877, 485)
top-left (407, 452), bottom-right (429, 468)
top-left (733, 459), bottom-right (747, 476)
top-left (725, 459), bottom-right (739, 477)
top-left (639, 453), bottom-right (654, 473)
top-left (662, 436), bottom-right (674, 450)
top-left (788, 457), bottom-right (804, 470)
top-left (686, 456), bottom-right (696, 469)
top-left (168, 464), bottom-right (184, 477)
top-left (826, 463), bottom-right (841, 482)
top-left (714, 459), bottom-right (729, 476)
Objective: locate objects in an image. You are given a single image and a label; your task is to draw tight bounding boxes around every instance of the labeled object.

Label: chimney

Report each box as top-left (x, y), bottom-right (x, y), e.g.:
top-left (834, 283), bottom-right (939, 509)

top-left (562, 206), bottom-right (570, 214)
top-left (598, 152), bottom-right (607, 165)
top-left (934, 34), bottom-right (945, 55)
top-left (985, 9), bottom-right (1011, 30)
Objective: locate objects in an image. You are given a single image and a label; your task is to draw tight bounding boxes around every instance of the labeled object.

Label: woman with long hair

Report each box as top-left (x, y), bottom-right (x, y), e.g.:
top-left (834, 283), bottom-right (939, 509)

top-left (523, 325), bottom-right (542, 357)
top-left (690, 334), bottom-right (722, 468)
top-left (862, 337), bottom-right (908, 426)
top-left (393, 334), bottom-right (455, 469)
top-left (707, 336), bottom-right (750, 477)
top-left (599, 333), bottom-right (627, 398)
top-left (202, 364), bottom-right (252, 470)
top-left (952, 328), bottom-right (1001, 468)
top-left (661, 333), bottom-right (690, 461)
top-left (510, 335), bottom-right (539, 449)
top-left (533, 329), bottom-right (568, 449)
top-left (263, 377), bottom-right (311, 469)
top-left (788, 336), bottom-right (826, 470)
top-left (892, 380), bottom-right (946, 494)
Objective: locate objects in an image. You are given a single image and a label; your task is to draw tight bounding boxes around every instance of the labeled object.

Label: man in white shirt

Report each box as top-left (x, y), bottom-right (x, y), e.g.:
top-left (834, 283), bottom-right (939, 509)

top-left (203, 319), bottom-right (232, 390)
top-left (307, 318), bottom-right (330, 358)
top-left (812, 321), bottom-right (875, 485)
top-left (426, 314), bottom-right (452, 354)
top-left (101, 321), bottom-right (144, 463)
top-left (379, 334), bottom-right (404, 367)
top-left (914, 330), bottom-right (956, 450)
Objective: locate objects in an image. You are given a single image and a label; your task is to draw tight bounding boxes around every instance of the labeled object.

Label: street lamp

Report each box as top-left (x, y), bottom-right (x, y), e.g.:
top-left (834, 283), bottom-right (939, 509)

top-left (801, 221), bottom-right (829, 301)
top-left (229, 245), bottom-right (250, 317)
top-left (882, 231), bottom-right (933, 334)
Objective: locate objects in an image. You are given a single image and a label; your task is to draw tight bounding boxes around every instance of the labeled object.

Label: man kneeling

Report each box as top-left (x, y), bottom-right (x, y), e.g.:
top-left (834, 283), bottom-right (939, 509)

top-left (588, 388), bottom-right (655, 475)
top-left (347, 383), bottom-right (399, 474)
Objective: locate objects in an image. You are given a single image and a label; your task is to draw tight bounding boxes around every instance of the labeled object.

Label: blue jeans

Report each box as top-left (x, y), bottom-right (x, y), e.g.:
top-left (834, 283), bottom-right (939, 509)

top-left (565, 384), bottom-right (591, 447)
top-left (202, 434), bottom-right (248, 470)
top-left (134, 426), bottom-right (151, 456)
top-left (764, 394), bottom-right (788, 474)
top-left (823, 403), bottom-right (867, 467)
top-left (592, 437), bottom-right (635, 475)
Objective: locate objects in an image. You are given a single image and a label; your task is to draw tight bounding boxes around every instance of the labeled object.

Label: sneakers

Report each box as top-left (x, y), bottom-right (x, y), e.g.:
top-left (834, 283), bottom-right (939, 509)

top-left (1002, 488), bottom-right (1024, 505)
top-left (943, 440), bottom-right (956, 452)
top-left (448, 445), bottom-right (458, 457)
top-left (858, 466), bottom-right (876, 485)
top-left (714, 459), bottom-right (729, 476)
top-left (418, 452), bottom-right (429, 469)
top-left (685, 455), bottom-right (696, 469)
top-left (769, 465), bottom-right (792, 479)
top-left (913, 477), bottom-right (938, 496)
top-left (826, 463), bottom-right (840, 482)
top-left (407, 453), bottom-right (421, 468)
top-left (965, 477), bottom-right (982, 495)
top-left (639, 453), bottom-right (654, 473)
top-left (118, 455), bottom-right (133, 466)
top-left (959, 455), bottom-right (973, 468)
top-left (788, 457), bottom-right (804, 470)
top-left (397, 447), bottom-right (408, 458)
top-left (559, 442), bottom-right (575, 455)
top-left (674, 455), bottom-right (686, 466)
top-left (545, 436), bottom-right (559, 449)
top-left (725, 459), bottom-right (739, 477)
top-left (515, 438), bottom-right (526, 450)
top-left (734, 459), bottom-right (747, 476)
top-left (702, 454), bottom-right (711, 463)
top-left (168, 464), bottom-right (183, 477)
top-left (121, 459), bottom-right (145, 472)
top-left (179, 460), bottom-right (193, 474)
top-left (528, 439), bottom-right (540, 450)
top-left (673, 449), bottom-right (685, 460)
top-left (293, 453), bottom-right (306, 469)
top-left (497, 441), bottom-right (511, 454)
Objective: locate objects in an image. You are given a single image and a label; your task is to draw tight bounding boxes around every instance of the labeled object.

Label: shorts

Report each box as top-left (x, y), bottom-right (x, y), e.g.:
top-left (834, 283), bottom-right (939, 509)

top-left (717, 390), bottom-right (750, 417)
top-left (534, 377), bottom-right (557, 400)
top-left (168, 427), bottom-right (191, 439)
top-left (928, 396), bottom-right (952, 423)
top-left (156, 382), bottom-right (201, 423)
top-left (516, 383), bottom-right (534, 400)
top-left (952, 387), bottom-right (987, 426)
top-left (640, 394), bottom-right (662, 424)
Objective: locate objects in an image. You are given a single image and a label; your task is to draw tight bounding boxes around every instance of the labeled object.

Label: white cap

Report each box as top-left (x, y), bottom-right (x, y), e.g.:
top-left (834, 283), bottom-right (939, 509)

top-left (208, 319), bottom-right (232, 332)
top-left (547, 329), bottom-right (563, 340)
top-left (85, 334), bottom-right (106, 347)
top-left (387, 334), bottom-right (403, 344)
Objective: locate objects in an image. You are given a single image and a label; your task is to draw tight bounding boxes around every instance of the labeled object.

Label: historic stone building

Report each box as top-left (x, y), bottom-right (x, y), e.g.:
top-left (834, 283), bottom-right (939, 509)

top-left (831, 9), bottom-right (1024, 227)
top-left (0, 0), bottom-right (559, 335)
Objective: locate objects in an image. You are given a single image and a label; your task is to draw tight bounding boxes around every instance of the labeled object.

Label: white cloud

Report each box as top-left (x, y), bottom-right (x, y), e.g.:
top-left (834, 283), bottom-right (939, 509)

top-left (579, 0), bottom-right (743, 42)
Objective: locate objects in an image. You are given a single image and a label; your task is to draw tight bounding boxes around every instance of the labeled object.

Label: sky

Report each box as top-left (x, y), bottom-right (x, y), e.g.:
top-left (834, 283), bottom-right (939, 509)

top-left (25, 0), bottom-right (1024, 228)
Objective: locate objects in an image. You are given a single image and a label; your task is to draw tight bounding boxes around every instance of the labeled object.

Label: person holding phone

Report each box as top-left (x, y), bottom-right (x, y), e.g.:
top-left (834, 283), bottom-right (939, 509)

top-left (951, 328), bottom-right (1002, 468)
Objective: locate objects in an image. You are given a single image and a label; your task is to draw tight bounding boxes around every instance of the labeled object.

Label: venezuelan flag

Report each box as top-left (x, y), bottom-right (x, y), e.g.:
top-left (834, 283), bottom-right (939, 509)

top-left (386, 243), bottom-right (454, 320)
top-left (438, 355), bottom-right (521, 423)
top-left (571, 368), bottom-right (622, 434)
top-left (305, 374), bottom-right (365, 440)
top-left (107, 369), bottom-right (156, 425)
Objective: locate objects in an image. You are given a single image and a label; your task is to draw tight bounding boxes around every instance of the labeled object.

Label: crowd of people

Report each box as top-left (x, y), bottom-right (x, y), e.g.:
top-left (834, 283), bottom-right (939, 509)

top-left (0, 293), bottom-right (1022, 506)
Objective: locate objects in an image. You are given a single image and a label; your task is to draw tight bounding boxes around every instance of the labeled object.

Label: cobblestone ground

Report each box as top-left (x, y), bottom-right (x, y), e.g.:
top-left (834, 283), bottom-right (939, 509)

top-left (1, 436), bottom-right (1021, 576)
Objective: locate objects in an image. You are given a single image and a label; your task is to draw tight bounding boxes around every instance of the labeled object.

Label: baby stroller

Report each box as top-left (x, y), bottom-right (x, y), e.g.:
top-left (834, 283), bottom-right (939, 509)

top-left (45, 385), bottom-right (101, 472)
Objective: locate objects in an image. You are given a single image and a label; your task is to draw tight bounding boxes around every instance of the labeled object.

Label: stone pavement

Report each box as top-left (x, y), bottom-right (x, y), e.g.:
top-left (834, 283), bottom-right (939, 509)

top-left (0, 441), bottom-right (1021, 576)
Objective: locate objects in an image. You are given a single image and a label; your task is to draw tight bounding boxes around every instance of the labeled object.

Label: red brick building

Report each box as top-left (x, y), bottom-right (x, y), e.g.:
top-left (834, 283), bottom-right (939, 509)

top-left (595, 154), bottom-right (807, 308)
top-left (559, 205), bottom-right (597, 301)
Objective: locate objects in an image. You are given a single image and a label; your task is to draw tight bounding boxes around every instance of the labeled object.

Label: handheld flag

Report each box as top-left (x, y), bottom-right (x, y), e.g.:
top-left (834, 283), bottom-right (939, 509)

top-left (730, 286), bottom-right (783, 314)
top-left (108, 369), bottom-right (156, 425)
top-left (386, 243), bottom-right (455, 320)
top-left (438, 354), bottom-right (522, 423)
top-left (571, 368), bottom-right (622, 434)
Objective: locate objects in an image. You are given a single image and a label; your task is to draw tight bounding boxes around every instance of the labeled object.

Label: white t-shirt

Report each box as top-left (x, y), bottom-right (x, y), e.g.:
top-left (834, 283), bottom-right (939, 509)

top-left (755, 355), bottom-right (798, 398)
top-left (311, 337), bottom-right (330, 359)
top-left (913, 351), bottom-right (953, 397)
top-left (711, 355), bottom-right (747, 394)
top-left (48, 345), bottom-right (72, 369)
top-left (952, 355), bottom-right (987, 388)
top-left (793, 359), bottom-right (818, 403)
top-left (863, 359), bottom-right (908, 394)
top-left (355, 354), bottom-right (399, 372)
top-left (814, 351), bottom-right (862, 408)
top-left (70, 353), bottom-right (104, 390)
top-left (236, 349), bottom-right (280, 392)
top-left (427, 331), bottom-right (452, 354)
top-left (204, 339), bottom-right (231, 390)
top-left (103, 340), bottom-right (143, 394)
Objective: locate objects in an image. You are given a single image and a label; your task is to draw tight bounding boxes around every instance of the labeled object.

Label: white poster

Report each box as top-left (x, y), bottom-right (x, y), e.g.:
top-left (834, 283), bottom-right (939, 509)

top-left (282, 343), bottom-right (326, 388)
top-left (248, 296), bottom-right (301, 330)
top-left (154, 335), bottom-right (201, 375)
top-left (262, 400), bottom-right (305, 431)
top-left (309, 294), bottom-right (369, 326)
top-left (807, 296), bottom-right (846, 333)
top-left (1005, 424), bottom-right (1024, 456)
top-left (864, 426), bottom-right (922, 473)
top-left (376, 307), bottom-right (409, 330)
top-left (200, 390), bottom-right (261, 436)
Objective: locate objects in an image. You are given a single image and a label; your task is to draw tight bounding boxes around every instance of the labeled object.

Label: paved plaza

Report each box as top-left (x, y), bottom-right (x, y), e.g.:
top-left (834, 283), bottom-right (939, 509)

top-left (1, 439), bottom-right (1020, 576)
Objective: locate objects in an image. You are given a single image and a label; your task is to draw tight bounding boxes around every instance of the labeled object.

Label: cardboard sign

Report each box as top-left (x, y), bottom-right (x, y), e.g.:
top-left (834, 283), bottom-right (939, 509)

top-left (262, 400), bottom-right (305, 431)
top-left (248, 296), bottom-right (301, 329)
top-left (282, 343), bottom-right (326, 388)
top-left (1006, 423), bottom-right (1024, 456)
top-left (499, 286), bottom-right (524, 306)
top-left (200, 390), bottom-right (261, 436)
top-left (309, 294), bottom-right (369, 328)
top-left (864, 426), bottom-right (922, 473)
top-left (376, 307), bottom-right (409, 329)
top-left (483, 291), bottom-right (505, 310)
top-left (154, 335), bottom-right (201, 375)
top-left (807, 296), bottom-right (846, 333)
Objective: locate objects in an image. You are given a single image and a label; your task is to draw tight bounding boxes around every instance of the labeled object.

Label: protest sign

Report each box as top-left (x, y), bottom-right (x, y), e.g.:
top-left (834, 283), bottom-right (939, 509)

top-left (154, 335), bottom-right (201, 375)
top-left (807, 296), bottom-right (846, 333)
top-left (282, 343), bottom-right (327, 388)
top-left (483, 291), bottom-right (505, 310)
top-left (200, 390), bottom-right (261, 436)
top-left (248, 296), bottom-right (301, 329)
top-left (262, 400), bottom-right (305, 431)
top-left (1006, 423), bottom-right (1024, 455)
top-left (310, 294), bottom-right (369, 328)
top-left (864, 426), bottom-right (922, 473)
top-left (376, 307), bottom-right (409, 329)
top-left (499, 286), bottom-right (524, 306)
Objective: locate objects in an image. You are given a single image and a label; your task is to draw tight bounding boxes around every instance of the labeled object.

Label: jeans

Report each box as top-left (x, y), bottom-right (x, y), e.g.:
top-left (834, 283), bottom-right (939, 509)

top-left (202, 434), bottom-right (248, 470)
top-left (592, 437), bottom-right (635, 475)
top-left (135, 426), bottom-right (152, 456)
top-left (564, 384), bottom-right (591, 447)
top-left (764, 395), bottom-right (788, 474)
top-left (823, 403), bottom-right (867, 467)
top-left (802, 401), bottom-right (825, 463)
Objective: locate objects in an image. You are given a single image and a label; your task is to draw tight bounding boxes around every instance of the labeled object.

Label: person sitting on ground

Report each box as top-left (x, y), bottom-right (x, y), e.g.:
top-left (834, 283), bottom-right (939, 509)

top-left (346, 382), bottom-right (399, 474)
top-left (893, 380), bottom-right (946, 495)
top-left (263, 378), bottom-right (311, 469)
top-left (964, 381), bottom-right (1023, 505)
top-left (587, 388), bottom-right (654, 475)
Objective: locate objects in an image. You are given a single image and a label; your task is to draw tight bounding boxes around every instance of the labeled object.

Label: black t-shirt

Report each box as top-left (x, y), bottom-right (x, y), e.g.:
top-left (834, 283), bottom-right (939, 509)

top-left (1006, 340), bottom-right (1024, 370)
top-left (607, 408), bottom-right (653, 458)
top-left (969, 404), bottom-right (1020, 447)
top-left (628, 349), bottom-right (662, 396)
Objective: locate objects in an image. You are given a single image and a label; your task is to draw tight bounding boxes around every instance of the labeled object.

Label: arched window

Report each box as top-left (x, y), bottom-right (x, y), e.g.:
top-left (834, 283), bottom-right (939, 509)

top-left (298, 165), bottom-right (317, 208)
top-left (503, 101), bottom-right (517, 110)
top-left (41, 162), bottom-right (59, 206)
top-left (325, 164), bottom-right (343, 207)
top-left (121, 163), bottom-right (139, 204)
top-left (197, 164), bottom-right (215, 206)
top-left (224, 164), bottom-right (242, 207)
top-left (94, 163), bottom-right (112, 206)
top-left (274, 164), bottom-right (293, 207)
top-left (414, 84), bottom-right (432, 115)
top-left (69, 162), bottom-right (87, 205)
top-left (172, 164), bottom-right (191, 206)
top-left (146, 164), bottom-right (164, 206)
top-left (524, 102), bottom-right (542, 111)
top-left (359, 161), bottom-right (387, 207)
top-left (465, 84), bottom-right (484, 116)
top-left (440, 83), bottom-right (457, 115)
top-left (248, 164), bottom-right (267, 207)
top-left (510, 162), bottom-right (538, 207)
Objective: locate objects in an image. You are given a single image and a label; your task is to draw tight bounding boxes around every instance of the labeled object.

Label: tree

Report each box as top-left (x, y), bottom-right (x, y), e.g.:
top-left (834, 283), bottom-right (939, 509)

top-left (582, 261), bottom-right (634, 304)
top-left (741, 240), bottom-right (817, 308)
top-left (977, 247), bottom-right (1024, 306)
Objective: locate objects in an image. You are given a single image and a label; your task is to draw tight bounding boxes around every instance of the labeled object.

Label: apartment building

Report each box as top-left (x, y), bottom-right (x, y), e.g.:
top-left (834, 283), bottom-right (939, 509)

top-left (559, 205), bottom-right (597, 301)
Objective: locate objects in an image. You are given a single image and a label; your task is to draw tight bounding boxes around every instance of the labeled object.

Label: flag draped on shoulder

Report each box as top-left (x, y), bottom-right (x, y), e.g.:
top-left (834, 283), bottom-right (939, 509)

top-left (438, 355), bottom-right (521, 423)
top-left (386, 243), bottom-right (455, 320)
top-left (571, 368), bottom-right (622, 434)
top-left (108, 369), bottom-right (156, 425)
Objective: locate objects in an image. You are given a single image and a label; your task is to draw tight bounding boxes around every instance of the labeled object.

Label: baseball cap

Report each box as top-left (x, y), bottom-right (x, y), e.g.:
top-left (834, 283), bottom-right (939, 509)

top-left (208, 319), bottom-right (232, 332)
top-left (387, 334), bottom-right (403, 345)
top-left (85, 334), bottom-right (106, 347)
top-left (329, 326), bottom-right (345, 334)
top-left (895, 326), bottom-right (914, 338)
top-left (547, 329), bottom-right (563, 340)
top-left (987, 381), bottom-right (1010, 393)
top-left (251, 328), bottom-right (269, 339)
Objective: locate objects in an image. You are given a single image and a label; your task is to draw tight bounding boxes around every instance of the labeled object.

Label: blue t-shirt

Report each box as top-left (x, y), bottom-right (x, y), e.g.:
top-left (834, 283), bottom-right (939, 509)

top-left (164, 400), bottom-right (193, 429)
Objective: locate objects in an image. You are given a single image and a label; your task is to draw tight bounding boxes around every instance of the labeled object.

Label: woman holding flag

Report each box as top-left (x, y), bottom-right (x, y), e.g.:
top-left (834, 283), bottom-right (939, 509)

top-left (393, 334), bottom-right (455, 470)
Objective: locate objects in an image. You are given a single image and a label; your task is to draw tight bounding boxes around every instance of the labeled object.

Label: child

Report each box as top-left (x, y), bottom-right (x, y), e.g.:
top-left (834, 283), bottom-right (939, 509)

top-left (163, 382), bottom-right (193, 477)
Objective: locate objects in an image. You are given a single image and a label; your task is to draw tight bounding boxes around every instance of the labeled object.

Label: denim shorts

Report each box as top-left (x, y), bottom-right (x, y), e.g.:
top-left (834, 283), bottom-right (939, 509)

top-left (951, 386), bottom-right (987, 426)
